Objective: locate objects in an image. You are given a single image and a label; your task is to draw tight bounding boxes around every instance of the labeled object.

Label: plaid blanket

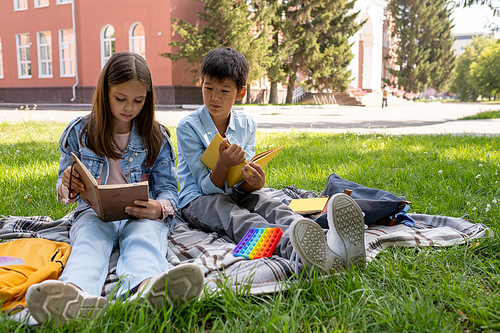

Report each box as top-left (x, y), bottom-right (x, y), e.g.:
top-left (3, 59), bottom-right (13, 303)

top-left (0, 208), bottom-right (492, 298)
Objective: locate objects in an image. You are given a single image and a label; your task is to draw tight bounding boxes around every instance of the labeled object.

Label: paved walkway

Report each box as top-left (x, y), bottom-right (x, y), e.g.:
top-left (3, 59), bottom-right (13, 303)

top-left (1, 101), bottom-right (499, 135)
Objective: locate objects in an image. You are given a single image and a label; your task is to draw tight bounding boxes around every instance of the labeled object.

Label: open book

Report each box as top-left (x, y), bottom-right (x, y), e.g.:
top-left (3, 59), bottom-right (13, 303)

top-left (200, 133), bottom-right (283, 187)
top-left (70, 152), bottom-right (149, 222)
top-left (288, 197), bottom-right (329, 215)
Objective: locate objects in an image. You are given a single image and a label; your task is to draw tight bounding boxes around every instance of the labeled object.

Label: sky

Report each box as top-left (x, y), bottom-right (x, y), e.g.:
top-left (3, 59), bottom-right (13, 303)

top-left (450, 4), bottom-right (500, 35)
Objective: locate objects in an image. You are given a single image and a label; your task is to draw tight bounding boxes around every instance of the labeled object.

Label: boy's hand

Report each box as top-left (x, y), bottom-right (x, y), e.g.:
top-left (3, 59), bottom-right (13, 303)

top-left (125, 199), bottom-right (163, 220)
top-left (240, 162), bottom-right (265, 191)
top-left (218, 138), bottom-right (246, 168)
top-left (62, 165), bottom-right (85, 193)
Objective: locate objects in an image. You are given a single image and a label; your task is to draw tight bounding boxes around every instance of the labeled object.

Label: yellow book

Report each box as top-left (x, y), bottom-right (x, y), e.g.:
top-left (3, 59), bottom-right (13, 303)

top-left (200, 133), bottom-right (283, 187)
top-left (288, 197), bottom-right (329, 215)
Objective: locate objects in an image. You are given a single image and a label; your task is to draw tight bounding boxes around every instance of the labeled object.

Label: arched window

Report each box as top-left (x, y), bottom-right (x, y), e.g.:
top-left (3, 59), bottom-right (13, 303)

top-left (101, 25), bottom-right (115, 68)
top-left (129, 23), bottom-right (145, 59)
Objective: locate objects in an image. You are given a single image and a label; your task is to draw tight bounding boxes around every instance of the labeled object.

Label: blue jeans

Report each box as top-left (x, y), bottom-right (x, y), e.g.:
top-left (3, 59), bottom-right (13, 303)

top-left (59, 208), bottom-right (171, 297)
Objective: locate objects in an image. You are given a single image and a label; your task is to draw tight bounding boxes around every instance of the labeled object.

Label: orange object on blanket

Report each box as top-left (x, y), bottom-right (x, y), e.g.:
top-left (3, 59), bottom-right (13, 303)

top-left (0, 238), bottom-right (71, 313)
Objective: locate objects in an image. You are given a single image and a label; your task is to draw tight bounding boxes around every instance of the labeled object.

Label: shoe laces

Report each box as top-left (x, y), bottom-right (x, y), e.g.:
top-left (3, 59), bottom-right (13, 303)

top-left (289, 250), bottom-right (302, 275)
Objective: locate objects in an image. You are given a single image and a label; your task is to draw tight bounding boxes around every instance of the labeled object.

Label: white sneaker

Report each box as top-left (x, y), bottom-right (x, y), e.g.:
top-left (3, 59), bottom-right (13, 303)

top-left (326, 193), bottom-right (366, 268)
top-left (132, 263), bottom-right (204, 310)
top-left (25, 280), bottom-right (108, 326)
top-left (289, 218), bottom-right (344, 273)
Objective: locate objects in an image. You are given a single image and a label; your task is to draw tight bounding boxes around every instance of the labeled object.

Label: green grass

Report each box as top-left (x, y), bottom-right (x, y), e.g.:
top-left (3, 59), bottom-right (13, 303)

top-left (1, 121), bottom-right (500, 332)
top-left (459, 110), bottom-right (500, 120)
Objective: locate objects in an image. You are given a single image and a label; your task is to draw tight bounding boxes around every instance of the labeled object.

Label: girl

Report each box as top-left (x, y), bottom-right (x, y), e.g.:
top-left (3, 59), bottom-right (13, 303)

top-left (25, 52), bottom-right (204, 326)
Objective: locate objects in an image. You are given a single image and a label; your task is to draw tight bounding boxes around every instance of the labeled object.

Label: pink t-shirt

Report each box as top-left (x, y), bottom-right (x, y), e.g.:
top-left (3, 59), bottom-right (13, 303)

top-left (106, 132), bottom-right (129, 185)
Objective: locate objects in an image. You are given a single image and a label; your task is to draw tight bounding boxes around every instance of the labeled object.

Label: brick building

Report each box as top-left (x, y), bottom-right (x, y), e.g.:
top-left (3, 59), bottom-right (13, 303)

top-left (0, 0), bottom-right (207, 104)
top-left (0, 0), bottom-right (388, 104)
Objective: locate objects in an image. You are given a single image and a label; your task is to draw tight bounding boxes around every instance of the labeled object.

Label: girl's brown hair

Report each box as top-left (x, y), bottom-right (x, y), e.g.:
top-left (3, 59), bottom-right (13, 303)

top-left (80, 52), bottom-right (169, 168)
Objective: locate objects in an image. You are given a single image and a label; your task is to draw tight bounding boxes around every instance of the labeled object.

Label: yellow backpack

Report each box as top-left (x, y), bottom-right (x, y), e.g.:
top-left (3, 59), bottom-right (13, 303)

top-left (0, 238), bottom-right (71, 313)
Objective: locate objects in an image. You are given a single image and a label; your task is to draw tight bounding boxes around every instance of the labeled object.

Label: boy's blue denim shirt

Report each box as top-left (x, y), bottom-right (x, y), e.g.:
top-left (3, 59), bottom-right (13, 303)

top-left (57, 116), bottom-right (179, 220)
top-left (176, 105), bottom-right (257, 209)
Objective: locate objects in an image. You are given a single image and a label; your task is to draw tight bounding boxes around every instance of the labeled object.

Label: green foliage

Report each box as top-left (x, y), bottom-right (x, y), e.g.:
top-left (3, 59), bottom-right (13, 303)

top-left (389, 0), bottom-right (455, 93)
top-left (449, 36), bottom-right (495, 101)
top-left (470, 39), bottom-right (500, 97)
top-left (160, 0), bottom-right (272, 84)
top-left (2, 122), bottom-right (500, 331)
top-left (280, 0), bottom-right (363, 102)
top-left (160, 0), bottom-right (363, 104)
top-left (459, 110), bottom-right (500, 119)
top-left (454, 0), bottom-right (500, 17)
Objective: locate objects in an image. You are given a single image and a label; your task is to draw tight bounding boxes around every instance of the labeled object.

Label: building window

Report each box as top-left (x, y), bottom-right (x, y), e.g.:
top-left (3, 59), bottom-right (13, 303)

top-left (56, 0), bottom-right (71, 4)
top-left (37, 31), bottom-right (52, 78)
top-left (0, 37), bottom-right (4, 79)
top-left (16, 33), bottom-right (31, 78)
top-left (130, 23), bottom-right (145, 58)
top-left (101, 25), bottom-right (115, 68)
top-left (14, 0), bottom-right (28, 10)
top-left (59, 29), bottom-right (75, 77)
top-left (34, 0), bottom-right (49, 8)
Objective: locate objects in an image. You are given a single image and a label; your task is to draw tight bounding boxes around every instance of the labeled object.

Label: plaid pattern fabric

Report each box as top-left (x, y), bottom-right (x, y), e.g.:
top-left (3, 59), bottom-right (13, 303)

top-left (0, 208), bottom-right (492, 298)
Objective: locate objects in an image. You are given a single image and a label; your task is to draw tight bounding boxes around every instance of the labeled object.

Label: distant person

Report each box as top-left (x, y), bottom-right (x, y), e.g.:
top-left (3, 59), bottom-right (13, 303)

top-left (175, 47), bottom-right (366, 275)
top-left (382, 84), bottom-right (389, 109)
top-left (25, 52), bottom-right (203, 326)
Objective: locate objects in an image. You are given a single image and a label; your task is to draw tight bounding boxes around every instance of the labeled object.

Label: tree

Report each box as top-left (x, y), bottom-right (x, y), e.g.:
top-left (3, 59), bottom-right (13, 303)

top-left (162, 0), bottom-right (363, 104)
top-left (388, 0), bottom-right (455, 93)
top-left (449, 36), bottom-right (491, 101)
top-left (470, 39), bottom-right (500, 98)
top-left (278, 0), bottom-right (363, 103)
top-left (421, 0), bottom-right (455, 91)
top-left (160, 0), bottom-right (272, 93)
top-left (454, 0), bottom-right (500, 16)
top-left (304, 3), bottom-right (362, 93)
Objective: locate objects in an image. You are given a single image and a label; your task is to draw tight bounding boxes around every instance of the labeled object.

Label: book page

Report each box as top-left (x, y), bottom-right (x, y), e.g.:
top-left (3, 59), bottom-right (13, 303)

top-left (288, 197), bottom-right (329, 215)
top-left (71, 153), bottom-right (101, 214)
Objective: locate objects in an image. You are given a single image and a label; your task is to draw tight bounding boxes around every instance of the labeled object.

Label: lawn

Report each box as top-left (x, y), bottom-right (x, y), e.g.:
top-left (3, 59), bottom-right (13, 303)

top-left (459, 110), bottom-right (500, 120)
top-left (1, 120), bottom-right (499, 332)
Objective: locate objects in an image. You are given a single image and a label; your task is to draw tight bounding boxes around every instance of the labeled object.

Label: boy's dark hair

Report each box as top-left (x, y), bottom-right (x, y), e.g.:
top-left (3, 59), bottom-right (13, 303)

top-left (200, 47), bottom-right (249, 92)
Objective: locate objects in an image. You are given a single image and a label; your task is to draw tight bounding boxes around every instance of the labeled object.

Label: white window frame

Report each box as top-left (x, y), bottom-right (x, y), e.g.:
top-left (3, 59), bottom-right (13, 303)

top-left (16, 33), bottom-right (31, 78)
top-left (129, 22), bottom-right (146, 59)
top-left (56, 0), bottom-right (71, 4)
top-left (37, 31), bottom-right (52, 78)
top-left (14, 0), bottom-right (28, 11)
top-left (59, 29), bottom-right (75, 77)
top-left (101, 25), bottom-right (115, 68)
top-left (0, 37), bottom-right (4, 79)
top-left (34, 0), bottom-right (49, 8)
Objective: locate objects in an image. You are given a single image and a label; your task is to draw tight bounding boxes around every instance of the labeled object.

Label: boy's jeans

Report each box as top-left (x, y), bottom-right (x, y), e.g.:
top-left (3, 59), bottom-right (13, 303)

top-left (181, 190), bottom-right (308, 260)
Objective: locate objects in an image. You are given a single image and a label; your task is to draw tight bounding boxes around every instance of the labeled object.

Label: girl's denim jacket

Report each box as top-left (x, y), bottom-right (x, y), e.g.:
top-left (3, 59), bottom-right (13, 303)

top-left (57, 116), bottom-right (179, 223)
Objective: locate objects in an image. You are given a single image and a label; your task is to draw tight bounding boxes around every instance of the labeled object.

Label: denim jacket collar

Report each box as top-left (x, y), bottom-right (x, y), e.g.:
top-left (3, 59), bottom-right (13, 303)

top-left (127, 122), bottom-right (146, 153)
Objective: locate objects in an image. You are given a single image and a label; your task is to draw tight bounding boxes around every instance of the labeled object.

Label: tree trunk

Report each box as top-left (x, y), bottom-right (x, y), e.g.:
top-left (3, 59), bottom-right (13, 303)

top-left (286, 73), bottom-right (296, 104)
top-left (246, 83), bottom-right (251, 104)
top-left (269, 81), bottom-right (278, 104)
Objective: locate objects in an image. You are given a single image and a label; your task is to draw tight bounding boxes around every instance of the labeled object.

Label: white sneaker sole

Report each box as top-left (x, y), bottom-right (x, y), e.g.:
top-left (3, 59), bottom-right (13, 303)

top-left (26, 280), bottom-right (108, 326)
top-left (289, 219), bottom-right (344, 273)
top-left (327, 193), bottom-right (366, 268)
top-left (145, 264), bottom-right (204, 310)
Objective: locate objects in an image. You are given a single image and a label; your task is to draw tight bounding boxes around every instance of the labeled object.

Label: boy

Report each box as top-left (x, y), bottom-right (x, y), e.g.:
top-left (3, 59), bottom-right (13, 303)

top-left (176, 47), bottom-right (366, 272)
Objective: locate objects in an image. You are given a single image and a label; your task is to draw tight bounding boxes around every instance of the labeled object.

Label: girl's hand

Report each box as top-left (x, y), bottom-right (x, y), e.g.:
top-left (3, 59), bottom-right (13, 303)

top-left (62, 165), bottom-right (85, 193)
top-left (125, 199), bottom-right (163, 220)
top-left (241, 162), bottom-right (265, 191)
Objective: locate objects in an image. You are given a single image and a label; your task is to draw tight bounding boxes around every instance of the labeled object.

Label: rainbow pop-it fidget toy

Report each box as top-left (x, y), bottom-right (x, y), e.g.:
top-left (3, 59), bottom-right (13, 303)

top-left (233, 228), bottom-right (283, 259)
